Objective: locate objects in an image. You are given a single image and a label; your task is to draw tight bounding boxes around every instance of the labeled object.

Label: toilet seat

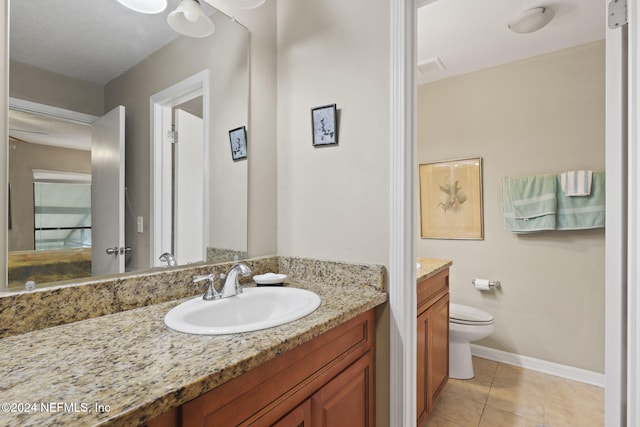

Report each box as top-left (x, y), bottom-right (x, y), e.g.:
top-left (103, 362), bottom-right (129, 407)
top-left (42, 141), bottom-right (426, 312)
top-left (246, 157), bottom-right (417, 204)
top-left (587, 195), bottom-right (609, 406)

top-left (449, 303), bottom-right (494, 326)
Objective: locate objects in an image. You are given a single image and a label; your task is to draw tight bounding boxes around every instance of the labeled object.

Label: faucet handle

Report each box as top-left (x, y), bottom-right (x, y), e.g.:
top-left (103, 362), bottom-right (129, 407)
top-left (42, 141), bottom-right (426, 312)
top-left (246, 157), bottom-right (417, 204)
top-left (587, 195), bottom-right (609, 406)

top-left (193, 274), bottom-right (220, 300)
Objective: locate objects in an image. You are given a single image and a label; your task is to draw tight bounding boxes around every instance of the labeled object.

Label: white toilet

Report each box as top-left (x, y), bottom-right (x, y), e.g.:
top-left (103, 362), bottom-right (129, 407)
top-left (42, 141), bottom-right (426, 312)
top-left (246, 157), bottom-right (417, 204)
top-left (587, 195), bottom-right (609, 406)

top-left (449, 303), bottom-right (495, 379)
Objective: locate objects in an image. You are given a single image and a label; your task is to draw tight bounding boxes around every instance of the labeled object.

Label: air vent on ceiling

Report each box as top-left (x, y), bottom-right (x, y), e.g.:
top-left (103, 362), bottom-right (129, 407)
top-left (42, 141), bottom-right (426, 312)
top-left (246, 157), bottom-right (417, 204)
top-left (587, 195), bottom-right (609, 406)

top-left (417, 57), bottom-right (446, 74)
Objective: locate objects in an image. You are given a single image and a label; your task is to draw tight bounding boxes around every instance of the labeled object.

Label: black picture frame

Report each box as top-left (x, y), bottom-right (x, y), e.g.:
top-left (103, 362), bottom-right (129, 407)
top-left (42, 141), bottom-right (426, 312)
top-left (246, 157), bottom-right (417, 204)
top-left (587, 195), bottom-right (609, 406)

top-left (228, 126), bottom-right (247, 161)
top-left (311, 104), bottom-right (338, 146)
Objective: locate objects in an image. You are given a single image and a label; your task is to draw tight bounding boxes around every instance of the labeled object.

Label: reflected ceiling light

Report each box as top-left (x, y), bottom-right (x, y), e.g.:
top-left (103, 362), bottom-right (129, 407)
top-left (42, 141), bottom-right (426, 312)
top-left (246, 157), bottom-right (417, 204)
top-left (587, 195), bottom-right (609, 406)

top-left (116, 0), bottom-right (167, 14)
top-left (167, 0), bottom-right (215, 38)
top-left (508, 7), bottom-right (555, 34)
top-left (227, 0), bottom-right (267, 9)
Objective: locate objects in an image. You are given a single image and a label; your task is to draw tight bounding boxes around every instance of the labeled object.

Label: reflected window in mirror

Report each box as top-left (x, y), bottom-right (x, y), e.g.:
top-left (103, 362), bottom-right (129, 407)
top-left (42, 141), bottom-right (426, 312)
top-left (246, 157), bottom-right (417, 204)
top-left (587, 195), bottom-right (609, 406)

top-left (34, 179), bottom-right (92, 251)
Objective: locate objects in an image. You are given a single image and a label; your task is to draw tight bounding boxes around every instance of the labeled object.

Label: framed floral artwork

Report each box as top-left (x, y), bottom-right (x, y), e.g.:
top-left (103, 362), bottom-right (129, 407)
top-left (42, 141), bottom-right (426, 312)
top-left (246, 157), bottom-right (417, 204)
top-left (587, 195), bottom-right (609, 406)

top-left (419, 157), bottom-right (484, 239)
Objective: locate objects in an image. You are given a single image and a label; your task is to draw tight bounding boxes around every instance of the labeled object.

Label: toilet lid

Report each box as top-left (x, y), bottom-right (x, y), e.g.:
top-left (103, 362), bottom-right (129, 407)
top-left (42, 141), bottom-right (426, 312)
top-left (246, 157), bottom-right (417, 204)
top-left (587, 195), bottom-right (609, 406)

top-left (450, 303), bottom-right (494, 325)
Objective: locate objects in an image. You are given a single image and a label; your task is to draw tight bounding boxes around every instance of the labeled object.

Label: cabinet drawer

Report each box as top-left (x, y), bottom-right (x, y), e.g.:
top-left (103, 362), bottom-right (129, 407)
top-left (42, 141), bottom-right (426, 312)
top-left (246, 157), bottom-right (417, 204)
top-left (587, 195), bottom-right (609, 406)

top-left (417, 269), bottom-right (449, 312)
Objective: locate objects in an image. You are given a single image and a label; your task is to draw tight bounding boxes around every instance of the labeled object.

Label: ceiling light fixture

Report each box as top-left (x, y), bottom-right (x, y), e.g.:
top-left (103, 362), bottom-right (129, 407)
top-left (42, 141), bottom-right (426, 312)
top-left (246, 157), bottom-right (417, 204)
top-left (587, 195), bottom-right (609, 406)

top-left (167, 0), bottom-right (215, 38)
top-left (227, 0), bottom-right (267, 9)
top-left (116, 0), bottom-right (167, 14)
top-left (508, 7), bottom-right (555, 34)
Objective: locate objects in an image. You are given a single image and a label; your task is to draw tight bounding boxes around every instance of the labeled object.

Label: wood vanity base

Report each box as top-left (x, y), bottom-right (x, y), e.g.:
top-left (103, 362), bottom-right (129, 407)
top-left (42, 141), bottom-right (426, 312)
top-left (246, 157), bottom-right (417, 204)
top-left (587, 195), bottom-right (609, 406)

top-left (417, 268), bottom-right (450, 425)
top-left (148, 309), bottom-right (375, 426)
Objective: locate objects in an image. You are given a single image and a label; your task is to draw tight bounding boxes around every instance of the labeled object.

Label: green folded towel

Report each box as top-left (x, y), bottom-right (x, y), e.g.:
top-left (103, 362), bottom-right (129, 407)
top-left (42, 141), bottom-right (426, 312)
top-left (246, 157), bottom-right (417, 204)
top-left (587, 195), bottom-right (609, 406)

top-left (556, 171), bottom-right (605, 230)
top-left (502, 174), bottom-right (557, 233)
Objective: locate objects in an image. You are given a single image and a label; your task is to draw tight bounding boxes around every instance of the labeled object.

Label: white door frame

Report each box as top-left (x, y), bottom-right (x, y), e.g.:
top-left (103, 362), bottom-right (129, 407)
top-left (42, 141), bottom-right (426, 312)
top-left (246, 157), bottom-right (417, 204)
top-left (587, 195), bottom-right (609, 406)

top-left (606, 0), bottom-right (640, 425)
top-left (625, 1), bottom-right (640, 424)
top-left (605, 9), bottom-right (628, 425)
top-left (150, 70), bottom-right (210, 267)
top-left (390, 1), bottom-right (417, 425)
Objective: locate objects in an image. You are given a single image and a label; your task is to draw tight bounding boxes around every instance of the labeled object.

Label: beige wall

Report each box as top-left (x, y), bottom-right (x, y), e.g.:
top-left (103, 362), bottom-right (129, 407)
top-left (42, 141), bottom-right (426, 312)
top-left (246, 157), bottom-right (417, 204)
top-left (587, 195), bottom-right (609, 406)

top-left (105, 13), bottom-right (249, 270)
top-left (201, 0), bottom-right (278, 260)
top-left (417, 41), bottom-right (606, 372)
top-left (10, 60), bottom-right (104, 116)
top-left (276, 0), bottom-right (390, 266)
top-left (276, 1), bottom-right (391, 424)
top-left (229, 1), bottom-right (278, 258)
top-left (8, 141), bottom-right (91, 250)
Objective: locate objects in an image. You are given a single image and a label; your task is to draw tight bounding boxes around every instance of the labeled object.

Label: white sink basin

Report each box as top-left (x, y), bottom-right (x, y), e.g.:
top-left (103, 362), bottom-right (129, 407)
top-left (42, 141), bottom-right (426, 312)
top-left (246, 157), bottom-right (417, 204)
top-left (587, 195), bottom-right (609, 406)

top-left (164, 287), bottom-right (321, 335)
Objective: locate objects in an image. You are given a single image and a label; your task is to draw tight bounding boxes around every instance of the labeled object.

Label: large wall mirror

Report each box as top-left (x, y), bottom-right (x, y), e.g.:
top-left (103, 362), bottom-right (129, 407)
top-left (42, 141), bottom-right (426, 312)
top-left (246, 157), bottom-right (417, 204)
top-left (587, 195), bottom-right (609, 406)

top-left (5, 0), bottom-right (249, 291)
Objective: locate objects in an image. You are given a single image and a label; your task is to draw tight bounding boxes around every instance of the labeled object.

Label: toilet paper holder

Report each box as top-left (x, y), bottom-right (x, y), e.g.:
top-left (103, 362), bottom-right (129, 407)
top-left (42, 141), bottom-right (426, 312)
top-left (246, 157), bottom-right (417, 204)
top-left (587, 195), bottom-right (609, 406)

top-left (471, 278), bottom-right (501, 289)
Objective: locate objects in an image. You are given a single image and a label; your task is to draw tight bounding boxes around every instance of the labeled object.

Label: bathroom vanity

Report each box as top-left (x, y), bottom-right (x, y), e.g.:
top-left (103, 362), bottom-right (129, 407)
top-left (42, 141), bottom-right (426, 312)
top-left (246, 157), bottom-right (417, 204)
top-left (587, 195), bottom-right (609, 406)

top-left (416, 258), bottom-right (452, 425)
top-left (0, 257), bottom-right (386, 426)
top-left (150, 310), bottom-right (375, 426)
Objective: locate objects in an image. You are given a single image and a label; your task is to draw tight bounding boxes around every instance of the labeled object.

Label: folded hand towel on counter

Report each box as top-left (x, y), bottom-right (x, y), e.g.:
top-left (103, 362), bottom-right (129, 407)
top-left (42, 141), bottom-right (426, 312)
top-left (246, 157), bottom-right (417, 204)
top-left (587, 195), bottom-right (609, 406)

top-left (556, 171), bottom-right (605, 230)
top-left (560, 170), bottom-right (593, 196)
top-left (501, 174), bottom-right (557, 233)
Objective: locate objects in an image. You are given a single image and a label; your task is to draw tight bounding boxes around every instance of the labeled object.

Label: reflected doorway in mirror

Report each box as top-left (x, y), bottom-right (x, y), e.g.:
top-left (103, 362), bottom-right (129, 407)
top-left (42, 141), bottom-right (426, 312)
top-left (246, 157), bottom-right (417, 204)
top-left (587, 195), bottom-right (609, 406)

top-left (151, 71), bottom-right (209, 268)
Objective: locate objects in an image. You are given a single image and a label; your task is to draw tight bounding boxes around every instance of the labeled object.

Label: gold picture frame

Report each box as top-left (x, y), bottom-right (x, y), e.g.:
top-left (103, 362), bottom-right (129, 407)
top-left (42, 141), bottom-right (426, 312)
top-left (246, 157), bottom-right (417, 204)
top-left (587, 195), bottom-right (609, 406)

top-left (419, 157), bottom-right (484, 239)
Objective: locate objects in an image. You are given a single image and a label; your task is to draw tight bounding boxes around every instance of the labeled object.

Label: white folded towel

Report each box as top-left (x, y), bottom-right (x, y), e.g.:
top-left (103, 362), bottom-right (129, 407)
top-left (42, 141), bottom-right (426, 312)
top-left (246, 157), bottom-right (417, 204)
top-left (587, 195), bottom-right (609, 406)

top-left (560, 170), bottom-right (593, 196)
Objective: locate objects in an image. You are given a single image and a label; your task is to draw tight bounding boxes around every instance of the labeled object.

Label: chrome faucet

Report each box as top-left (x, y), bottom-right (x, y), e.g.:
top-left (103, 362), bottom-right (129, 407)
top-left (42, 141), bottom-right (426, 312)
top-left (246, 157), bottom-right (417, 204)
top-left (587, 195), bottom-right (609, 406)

top-left (159, 252), bottom-right (177, 267)
top-left (219, 263), bottom-right (252, 298)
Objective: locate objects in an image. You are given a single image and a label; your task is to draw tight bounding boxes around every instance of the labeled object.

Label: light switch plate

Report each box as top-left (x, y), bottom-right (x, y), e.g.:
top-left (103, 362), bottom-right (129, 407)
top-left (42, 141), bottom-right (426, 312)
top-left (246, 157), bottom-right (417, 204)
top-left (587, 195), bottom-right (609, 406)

top-left (137, 216), bottom-right (144, 233)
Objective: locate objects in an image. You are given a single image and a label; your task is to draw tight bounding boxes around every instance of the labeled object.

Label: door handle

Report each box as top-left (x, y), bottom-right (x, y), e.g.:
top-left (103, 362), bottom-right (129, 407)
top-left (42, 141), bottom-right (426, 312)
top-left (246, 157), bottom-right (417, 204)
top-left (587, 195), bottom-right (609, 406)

top-left (106, 246), bottom-right (132, 256)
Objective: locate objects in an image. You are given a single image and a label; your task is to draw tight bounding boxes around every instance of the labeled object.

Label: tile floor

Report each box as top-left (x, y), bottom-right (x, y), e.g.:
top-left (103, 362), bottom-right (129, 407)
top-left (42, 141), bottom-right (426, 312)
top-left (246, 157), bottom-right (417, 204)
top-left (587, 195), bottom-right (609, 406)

top-left (423, 356), bottom-right (604, 427)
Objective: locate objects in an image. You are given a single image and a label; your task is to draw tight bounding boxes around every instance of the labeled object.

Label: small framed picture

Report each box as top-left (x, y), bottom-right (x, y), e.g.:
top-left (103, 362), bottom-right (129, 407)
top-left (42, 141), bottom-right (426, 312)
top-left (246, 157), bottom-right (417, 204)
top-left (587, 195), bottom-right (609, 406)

top-left (229, 126), bottom-right (247, 161)
top-left (311, 104), bottom-right (338, 146)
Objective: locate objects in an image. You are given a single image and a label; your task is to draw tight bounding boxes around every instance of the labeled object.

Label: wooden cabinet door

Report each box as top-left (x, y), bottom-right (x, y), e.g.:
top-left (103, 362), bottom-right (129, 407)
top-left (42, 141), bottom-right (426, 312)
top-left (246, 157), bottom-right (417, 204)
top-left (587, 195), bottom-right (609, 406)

top-left (427, 293), bottom-right (449, 412)
top-left (417, 290), bottom-right (450, 424)
top-left (417, 308), bottom-right (429, 424)
top-left (311, 352), bottom-right (373, 427)
top-left (273, 399), bottom-right (312, 427)
top-left (145, 407), bottom-right (179, 427)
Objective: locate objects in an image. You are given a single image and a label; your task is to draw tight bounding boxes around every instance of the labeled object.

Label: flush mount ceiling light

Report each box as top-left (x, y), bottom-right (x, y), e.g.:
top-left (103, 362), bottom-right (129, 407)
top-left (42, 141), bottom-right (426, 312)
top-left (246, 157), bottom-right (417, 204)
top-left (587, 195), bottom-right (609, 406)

top-left (168, 0), bottom-right (215, 38)
top-left (508, 7), bottom-right (555, 34)
top-left (116, 0), bottom-right (167, 14)
top-left (227, 0), bottom-right (267, 9)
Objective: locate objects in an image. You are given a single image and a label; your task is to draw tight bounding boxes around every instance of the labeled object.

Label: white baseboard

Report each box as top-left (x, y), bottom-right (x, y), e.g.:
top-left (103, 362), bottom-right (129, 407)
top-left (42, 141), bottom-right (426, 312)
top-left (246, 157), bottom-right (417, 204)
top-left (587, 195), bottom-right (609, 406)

top-left (470, 344), bottom-right (605, 388)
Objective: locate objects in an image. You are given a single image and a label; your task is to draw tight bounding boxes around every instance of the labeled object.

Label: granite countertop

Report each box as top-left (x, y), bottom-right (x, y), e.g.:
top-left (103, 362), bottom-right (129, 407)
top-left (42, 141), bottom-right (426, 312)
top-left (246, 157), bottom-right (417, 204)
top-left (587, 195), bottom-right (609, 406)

top-left (416, 258), bottom-right (452, 283)
top-left (0, 280), bottom-right (387, 427)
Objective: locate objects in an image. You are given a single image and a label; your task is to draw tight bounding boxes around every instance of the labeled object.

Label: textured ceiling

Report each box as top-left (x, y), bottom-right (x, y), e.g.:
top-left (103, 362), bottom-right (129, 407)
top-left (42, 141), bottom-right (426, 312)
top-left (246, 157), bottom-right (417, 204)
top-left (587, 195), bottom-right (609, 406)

top-left (417, 0), bottom-right (605, 84)
top-left (12, 1), bottom-right (605, 88)
top-left (10, 1), bottom-right (605, 147)
top-left (10, 0), bottom-right (217, 86)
